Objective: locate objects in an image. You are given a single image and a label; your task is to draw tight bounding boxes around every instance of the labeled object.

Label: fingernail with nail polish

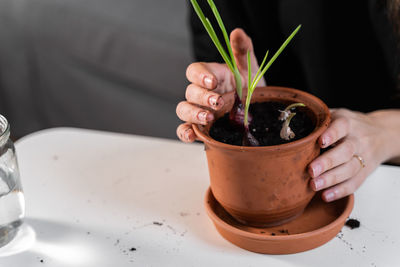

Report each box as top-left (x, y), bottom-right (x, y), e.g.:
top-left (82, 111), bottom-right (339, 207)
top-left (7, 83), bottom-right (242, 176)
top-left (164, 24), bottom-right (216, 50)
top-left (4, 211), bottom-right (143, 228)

top-left (198, 112), bottom-right (207, 122)
top-left (204, 77), bottom-right (213, 88)
top-left (184, 128), bottom-right (192, 141)
top-left (313, 179), bottom-right (324, 190)
top-left (312, 164), bottom-right (322, 177)
top-left (209, 96), bottom-right (218, 106)
top-left (325, 191), bottom-right (335, 202)
top-left (209, 96), bottom-right (224, 108)
top-left (322, 136), bottom-right (330, 147)
top-left (206, 112), bottom-right (214, 122)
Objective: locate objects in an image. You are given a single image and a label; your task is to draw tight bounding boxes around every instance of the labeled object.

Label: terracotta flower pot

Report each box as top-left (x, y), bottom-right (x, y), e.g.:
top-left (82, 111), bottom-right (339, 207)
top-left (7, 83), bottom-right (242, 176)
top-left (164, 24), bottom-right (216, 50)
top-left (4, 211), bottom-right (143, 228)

top-left (193, 86), bottom-right (330, 227)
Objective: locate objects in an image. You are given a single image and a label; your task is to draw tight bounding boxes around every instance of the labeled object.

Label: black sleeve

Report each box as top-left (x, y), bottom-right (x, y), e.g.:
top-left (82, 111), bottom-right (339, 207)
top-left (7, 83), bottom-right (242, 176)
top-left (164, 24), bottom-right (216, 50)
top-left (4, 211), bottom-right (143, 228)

top-left (187, 0), bottom-right (400, 110)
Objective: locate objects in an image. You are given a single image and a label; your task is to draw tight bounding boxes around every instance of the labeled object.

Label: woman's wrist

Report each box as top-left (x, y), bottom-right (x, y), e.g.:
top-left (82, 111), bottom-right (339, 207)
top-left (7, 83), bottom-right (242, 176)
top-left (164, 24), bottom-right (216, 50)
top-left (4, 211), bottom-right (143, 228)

top-left (368, 109), bottom-right (400, 164)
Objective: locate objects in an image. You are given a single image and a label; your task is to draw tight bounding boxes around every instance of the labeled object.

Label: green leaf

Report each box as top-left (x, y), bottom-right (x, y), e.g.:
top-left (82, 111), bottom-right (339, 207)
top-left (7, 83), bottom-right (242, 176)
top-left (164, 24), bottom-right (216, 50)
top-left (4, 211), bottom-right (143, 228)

top-left (284, 102), bottom-right (306, 112)
top-left (244, 24), bottom-right (301, 127)
top-left (204, 18), bottom-right (235, 71)
top-left (207, 0), bottom-right (237, 70)
top-left (190, 0), bottom-right (233, 71)
top-left (252, 24), bottom-right (302, 88)
top-left (251, 50), bottom-right (268, 89)
top-left (190, 0), bottom-right (242, 97)
top-left (233, 68), bottom-right (242, 99)
top-left (247, 50), bottom-right (251, 93)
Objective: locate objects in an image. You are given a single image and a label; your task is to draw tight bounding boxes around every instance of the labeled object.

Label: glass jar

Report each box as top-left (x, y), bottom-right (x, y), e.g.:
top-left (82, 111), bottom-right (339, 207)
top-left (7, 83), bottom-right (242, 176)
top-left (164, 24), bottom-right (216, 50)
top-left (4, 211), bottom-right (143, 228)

top-left (0, 115), bottom-right (25, 247)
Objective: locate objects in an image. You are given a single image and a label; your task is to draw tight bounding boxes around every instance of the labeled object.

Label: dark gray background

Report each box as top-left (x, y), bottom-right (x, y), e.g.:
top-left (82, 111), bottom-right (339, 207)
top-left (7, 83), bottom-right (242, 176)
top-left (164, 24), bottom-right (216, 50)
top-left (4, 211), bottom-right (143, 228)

top-left (0, 0), bottom-right (192, 138)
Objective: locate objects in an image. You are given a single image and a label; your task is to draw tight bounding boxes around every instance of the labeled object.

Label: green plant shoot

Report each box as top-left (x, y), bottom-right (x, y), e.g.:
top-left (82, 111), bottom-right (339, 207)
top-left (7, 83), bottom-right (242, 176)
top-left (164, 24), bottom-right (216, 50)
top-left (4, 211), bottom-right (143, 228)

top-left (278, 102), bottom-right (306, 121)
top-left (280, 112), bottom-right (297, 140)
top-left (190, 0), bottom-right (243, 99)
top-left (244, 25), bottom-right (302, 127)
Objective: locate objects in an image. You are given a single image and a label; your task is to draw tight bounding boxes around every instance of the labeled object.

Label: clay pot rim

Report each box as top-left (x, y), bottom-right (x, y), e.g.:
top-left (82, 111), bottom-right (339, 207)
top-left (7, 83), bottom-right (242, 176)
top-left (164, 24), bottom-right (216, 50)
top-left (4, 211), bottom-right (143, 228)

top-left (205, 187), bottom-right (355, 241)
top-left (193, 86), bottom-right (330, 151)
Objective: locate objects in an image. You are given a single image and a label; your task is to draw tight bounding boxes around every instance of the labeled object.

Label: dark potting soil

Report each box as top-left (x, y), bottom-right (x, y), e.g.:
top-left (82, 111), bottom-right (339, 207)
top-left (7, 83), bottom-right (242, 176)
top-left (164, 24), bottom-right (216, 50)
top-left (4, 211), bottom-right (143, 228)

top-left (345, 218), bottom-right (360, 229)
top-left (210, 101), bottom-right (315, 146)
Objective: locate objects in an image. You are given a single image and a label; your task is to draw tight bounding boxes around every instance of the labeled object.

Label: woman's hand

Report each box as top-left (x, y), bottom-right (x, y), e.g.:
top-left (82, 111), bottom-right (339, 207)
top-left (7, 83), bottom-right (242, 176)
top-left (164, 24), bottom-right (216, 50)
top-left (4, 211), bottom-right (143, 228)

top-left (308, 108), bottom-right (400, 202)
top-left (176, 28), bottom-right (264, 142)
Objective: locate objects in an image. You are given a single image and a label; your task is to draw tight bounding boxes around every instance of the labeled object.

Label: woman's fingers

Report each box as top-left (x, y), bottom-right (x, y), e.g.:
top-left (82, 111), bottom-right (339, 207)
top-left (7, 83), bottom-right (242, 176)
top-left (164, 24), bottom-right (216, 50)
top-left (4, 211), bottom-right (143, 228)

top-left (185, 84), bottom-right (224, 110)
top-left (176, 101), bottom-right (214, 125)
top-left (309, 108), bottom-right (376, 201)
top-left (186, 62), bottom-right (234, 93)
top-left (186, 62), bottom-right (218, 89)
top-left (309, 138), bottom-right (357, 178)
top-left (176, 123), bottom-right (196, 143)
top-left (310, 109), bottom-right (355, 177)
top-left (310, 155), bottom-right (363, 191)
top-left (178, 61), bottom-right (236, 143)
top-left (318, 109), bottom-right (351, 148)
top-left (321, 171), bottom-right (365, 202)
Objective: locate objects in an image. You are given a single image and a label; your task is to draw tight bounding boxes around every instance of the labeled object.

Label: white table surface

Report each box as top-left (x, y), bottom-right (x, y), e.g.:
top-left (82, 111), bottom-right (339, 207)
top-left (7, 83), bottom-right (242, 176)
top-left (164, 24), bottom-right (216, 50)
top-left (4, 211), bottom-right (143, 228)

top-left (0, 127), bottom-right (399, 267)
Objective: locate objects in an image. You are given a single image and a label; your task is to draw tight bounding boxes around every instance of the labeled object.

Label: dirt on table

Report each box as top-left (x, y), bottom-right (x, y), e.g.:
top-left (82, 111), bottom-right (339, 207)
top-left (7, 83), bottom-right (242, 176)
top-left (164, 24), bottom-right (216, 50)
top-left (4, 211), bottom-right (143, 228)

top-left (345, 218), bottom-right (360, 229)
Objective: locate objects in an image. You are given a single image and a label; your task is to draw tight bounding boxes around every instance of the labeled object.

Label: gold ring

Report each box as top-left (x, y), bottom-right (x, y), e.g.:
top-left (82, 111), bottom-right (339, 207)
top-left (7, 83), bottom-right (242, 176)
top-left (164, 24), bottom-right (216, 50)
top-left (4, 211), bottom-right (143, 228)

top-left (354, 154), bottom-right (365, 168)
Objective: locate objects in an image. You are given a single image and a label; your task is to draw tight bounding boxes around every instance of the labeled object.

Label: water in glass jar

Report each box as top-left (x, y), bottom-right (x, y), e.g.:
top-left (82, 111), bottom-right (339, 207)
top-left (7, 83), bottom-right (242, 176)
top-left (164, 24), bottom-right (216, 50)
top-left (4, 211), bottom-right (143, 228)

top-left (0, 149), bottom-right (25, 247)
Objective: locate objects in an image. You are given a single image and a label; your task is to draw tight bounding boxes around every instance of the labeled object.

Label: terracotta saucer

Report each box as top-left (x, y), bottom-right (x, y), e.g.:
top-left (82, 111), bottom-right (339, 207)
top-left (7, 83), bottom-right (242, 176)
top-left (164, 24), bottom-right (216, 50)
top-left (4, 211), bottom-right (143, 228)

top-left (205, 187), bottom-right (354, 254)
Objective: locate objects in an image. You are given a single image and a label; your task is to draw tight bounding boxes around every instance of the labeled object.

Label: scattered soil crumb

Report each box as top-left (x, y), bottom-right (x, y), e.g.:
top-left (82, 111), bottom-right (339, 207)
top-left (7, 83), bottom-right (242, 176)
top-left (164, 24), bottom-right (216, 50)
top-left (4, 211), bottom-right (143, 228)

top-left (345, 218), bottom-right (360, 229)
top-left (181, 230), bottom-right (188, 237)
top-left (196, 212), bottom-right (200, 216)
top-left (40, 259), bottom-right (44, 263)
top-left (114, 239), bottom-right (120, 246)
top-left (336, 231), bottom-right (354, 251)
top-left (167, 225), bottom-right (177, 234)
top-left (130, 247), bottom-right (137, 251)
top-left (153, 221), bottom-right (163, 226)
top-left (53, 155), bottom-right (58, 161)
top-left (87, 232), bottom-right (91, 235)
top-left (180, 212), bottom-right (190, 217)
top-left (271, 233), bottom-right (276, 236)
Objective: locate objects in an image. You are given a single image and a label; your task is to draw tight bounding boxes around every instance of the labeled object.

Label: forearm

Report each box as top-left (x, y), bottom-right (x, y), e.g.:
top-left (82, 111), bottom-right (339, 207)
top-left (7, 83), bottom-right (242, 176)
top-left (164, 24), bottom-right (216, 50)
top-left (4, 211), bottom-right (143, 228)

top-left (369, 109), bottom-right (400, 165)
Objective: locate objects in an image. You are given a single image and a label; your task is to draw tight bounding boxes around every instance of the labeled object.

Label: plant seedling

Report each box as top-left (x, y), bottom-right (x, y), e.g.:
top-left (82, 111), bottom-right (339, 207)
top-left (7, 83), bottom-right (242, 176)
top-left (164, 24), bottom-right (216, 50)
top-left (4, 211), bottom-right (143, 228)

top-left (278, 103), bottom-right (306, 121)
top-left (278, 103), bottom-right (306, 141)
top-left (190, 0), bottom-right (301, 145)
top-left (243, 26), bottom-right (301, 145)
top-left (280, 112), bottom-right (297, 140)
